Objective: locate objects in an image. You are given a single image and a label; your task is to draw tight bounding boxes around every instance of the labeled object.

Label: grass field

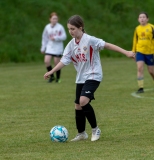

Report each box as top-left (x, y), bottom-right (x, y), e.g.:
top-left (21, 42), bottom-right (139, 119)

top-left (0, 58), bottom-right (154, 160)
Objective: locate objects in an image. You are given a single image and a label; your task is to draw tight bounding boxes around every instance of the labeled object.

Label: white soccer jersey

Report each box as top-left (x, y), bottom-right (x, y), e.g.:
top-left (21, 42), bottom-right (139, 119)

top-left (60, 33), bottom-right (105, 83)
top-left (41, 23), bottom-right (67, 55)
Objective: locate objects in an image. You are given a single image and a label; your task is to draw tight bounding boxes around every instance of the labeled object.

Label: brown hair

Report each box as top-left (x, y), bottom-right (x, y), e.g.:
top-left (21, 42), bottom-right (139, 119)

top-left (139, 12), bottom-right (149, 18)
top-left (67, 15), bottom-right (85, 33)
top-left (50, 12), bottom-right (58, 18)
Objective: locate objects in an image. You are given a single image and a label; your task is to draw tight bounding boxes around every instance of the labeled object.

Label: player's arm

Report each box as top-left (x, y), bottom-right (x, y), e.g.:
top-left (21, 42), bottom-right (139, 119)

top-left (132, 29), bottom-right (137, 53)
top-left (41, 27), bottom-right (48, 53)
top-left (44, 62), bottom-right (65, 79)
top-left (104, 42), bottom-right (135, 58)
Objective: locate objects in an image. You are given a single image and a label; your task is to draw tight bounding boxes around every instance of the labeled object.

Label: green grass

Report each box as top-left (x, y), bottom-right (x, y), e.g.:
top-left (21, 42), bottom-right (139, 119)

top-left (0, 58), bottom-right (154, 160)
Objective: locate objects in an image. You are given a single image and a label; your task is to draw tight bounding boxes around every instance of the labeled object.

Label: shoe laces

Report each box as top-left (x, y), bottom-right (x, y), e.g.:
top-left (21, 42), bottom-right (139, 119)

top-left (75, 134), bottom-right (80, 137)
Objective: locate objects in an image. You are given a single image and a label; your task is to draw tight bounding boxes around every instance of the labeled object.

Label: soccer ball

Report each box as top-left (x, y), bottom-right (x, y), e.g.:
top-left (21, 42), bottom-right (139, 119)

top-left (50, 125), bottom-right (68, 142)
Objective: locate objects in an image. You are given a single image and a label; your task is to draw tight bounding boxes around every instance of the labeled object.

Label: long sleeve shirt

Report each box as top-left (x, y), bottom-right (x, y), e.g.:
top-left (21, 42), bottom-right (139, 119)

top-left (132, 23), bottom-right (154, 54)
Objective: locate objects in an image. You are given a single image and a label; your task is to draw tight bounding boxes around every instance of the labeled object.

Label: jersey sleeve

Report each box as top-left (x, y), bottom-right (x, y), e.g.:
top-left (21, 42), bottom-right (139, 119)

top-left (40, 26), bottom-right (49, 52)
top-left (149, 23), bottom-right (154, 54)
top-left (60, 42), bottom-right (72, 65)
top-left (150, 24), bottom-right (154, 38)
top-left (132, 28), bottom-right (137, 53)
top-left (91, 36), bottom-right (106, 51)
top-left (54, 25), bottom-right (67, 42)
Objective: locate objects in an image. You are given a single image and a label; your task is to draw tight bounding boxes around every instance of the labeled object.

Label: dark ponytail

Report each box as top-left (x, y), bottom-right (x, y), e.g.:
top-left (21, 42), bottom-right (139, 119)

top-left (82, 28), bottom-right (85, 33)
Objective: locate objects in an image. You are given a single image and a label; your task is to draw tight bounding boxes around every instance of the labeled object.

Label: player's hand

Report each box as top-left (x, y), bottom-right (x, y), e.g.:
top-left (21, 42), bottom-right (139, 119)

top-left (44, 72), bottom-right (50, 80)
top-left (50, 36), bottom-right (55, 41)
top-left (126, 51), bottom-right (135, 60)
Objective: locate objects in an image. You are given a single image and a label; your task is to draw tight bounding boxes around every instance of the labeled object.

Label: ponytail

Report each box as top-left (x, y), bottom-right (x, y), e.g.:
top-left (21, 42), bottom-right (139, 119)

top-left (82, 28), bottom-right (86, 33)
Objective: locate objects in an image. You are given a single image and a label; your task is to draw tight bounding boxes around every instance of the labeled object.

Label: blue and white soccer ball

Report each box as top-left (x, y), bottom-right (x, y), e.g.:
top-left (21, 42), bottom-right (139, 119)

top-left (50, 125), bottom-right (68, 142)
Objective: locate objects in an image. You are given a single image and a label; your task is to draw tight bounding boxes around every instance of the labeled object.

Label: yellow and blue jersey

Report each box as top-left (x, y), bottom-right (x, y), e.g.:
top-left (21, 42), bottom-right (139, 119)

top-left (132, 23), bottom-right (154, 54)
top-left (149, 23), bottom-right (154, 54)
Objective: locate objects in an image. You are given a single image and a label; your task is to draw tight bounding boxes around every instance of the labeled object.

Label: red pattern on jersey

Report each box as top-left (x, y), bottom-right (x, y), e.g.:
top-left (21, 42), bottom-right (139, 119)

top-left (90, 46), bottom-right (93, 65)
top-left (75, 54), bottom-right (87, 62)
top-left (71, 57), bottom-right (77, 63)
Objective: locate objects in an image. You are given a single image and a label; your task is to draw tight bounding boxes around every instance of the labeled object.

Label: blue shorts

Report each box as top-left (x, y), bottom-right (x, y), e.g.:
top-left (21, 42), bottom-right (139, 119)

top-left (136, 52), bottom-right (154, 66)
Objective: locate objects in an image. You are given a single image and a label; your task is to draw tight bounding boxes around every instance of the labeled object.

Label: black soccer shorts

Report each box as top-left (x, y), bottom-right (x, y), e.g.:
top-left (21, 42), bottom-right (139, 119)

top-left (74, 80), bottom-right (100, 104)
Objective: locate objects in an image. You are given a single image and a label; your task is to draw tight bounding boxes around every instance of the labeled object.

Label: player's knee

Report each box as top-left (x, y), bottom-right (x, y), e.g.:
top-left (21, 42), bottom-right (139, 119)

top-left (44, 60), bottom-right (50, 65)
top-left (79, 97), bottom-right (90, 107)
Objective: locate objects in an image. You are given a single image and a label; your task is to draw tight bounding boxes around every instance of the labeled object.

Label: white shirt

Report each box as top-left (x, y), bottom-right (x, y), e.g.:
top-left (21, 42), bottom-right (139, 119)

top-left (41, 23), bottom-right (67, 55)
top-left (60, 33), bottom-right (105, 83)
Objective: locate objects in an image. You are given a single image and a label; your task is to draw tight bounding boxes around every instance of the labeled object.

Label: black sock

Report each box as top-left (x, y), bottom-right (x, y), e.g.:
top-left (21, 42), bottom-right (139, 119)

top-left (75, 109), bottom-right (86, 133)
top-left (47, 65), bottom-right (52, 71)
top-left (46, 66), bottom-right (54, 78)
top-left (82, 103), bottom-right (97, 128)
top-left (56, 70), bottom-right (61, 80)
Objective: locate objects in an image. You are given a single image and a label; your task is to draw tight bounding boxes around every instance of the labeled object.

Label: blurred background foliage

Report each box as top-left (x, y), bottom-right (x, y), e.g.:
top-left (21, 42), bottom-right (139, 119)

top-left (0, 0), bottom-right (154, 63)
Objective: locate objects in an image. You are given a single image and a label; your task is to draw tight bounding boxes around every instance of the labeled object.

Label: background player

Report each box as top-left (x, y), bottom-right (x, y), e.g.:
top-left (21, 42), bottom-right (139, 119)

top-left (41, 12), bottom-right (67, 83)
top-left (132, 12), bottom-right (154, 93)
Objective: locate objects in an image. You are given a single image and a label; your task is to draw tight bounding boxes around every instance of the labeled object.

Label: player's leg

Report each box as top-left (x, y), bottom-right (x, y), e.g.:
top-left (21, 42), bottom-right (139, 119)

top-left (136, 52), bottom-right (145, 93)
top-left (146, 54), bottom-right (154, 85)
top-left (147, 65), bottom-right (154, 79)
top-left (80, 80), bottom-right (101, 141)
top-left (80, 96), bottom-right (97, 129)
top-left (80, 96), bottom-right (101, 141)
top-left (70, 103), bottom-right (88, 142)
top-left (54, 55), bottom-right (61, 83)
top-left (44, 54), bottom-right (55, 82)
top-left (71, 84), bottom-right (88, 142)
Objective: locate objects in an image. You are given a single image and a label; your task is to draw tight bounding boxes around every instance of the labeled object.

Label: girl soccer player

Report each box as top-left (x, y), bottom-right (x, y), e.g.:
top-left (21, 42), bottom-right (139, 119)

top-left (132, 12), bottom-right (154, 93)
top-left (41, 12), bottom-right (67, 83)
top-left (44, 15), bottom-right (135, 142)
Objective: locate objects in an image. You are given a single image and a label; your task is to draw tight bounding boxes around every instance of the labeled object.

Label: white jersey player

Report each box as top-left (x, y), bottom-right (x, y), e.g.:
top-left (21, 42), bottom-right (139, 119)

top-left (41, 12), bottom-right (67, 83)
top-left (61, 33), bottom-right (105, 83)
top-left (44, 15), bottom-right (135, 142)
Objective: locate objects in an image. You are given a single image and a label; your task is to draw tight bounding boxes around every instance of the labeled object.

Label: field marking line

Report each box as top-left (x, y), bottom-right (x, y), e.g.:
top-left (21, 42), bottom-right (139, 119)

top-left (131, 88), bottom-right (154, 100)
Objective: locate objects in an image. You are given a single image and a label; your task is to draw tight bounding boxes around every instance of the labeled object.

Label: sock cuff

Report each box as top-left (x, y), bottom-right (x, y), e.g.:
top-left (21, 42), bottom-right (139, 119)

top-left (137, 77), bottom-right (144, 80)
top-left (92, 126), bottom-right (98, 130)
top-left (47, 66), bottom-right (52, 71)
top-left (81, 103), bottom-right (94, 113)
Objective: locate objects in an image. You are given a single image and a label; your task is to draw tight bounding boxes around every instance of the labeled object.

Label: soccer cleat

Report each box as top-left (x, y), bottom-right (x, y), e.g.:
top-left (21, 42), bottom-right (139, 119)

top-left (70, 132), bottom-right (88, 142)
top-left (56, 79), bottom-right (61, 83)
top-left (48, 76), bottom-right (55, 83)
top-left (91, 127), bottom-right (101, 141)
top-left (136, 88), bottom-right (144, 93)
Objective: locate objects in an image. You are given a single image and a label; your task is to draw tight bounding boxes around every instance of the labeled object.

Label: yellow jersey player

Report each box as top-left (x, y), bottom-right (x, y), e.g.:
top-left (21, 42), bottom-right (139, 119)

top-left (132, 12), bottom-right (154, 93)
top-left (149, 23), bottom-right (154, 56)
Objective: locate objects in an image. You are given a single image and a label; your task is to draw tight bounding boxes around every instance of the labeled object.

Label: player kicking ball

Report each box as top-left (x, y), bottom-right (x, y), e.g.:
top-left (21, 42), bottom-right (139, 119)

top-left (44, 15), bottom-right (135, 142)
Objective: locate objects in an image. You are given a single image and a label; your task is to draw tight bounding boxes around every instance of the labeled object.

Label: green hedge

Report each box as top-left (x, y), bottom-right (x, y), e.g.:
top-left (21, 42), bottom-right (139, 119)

top-left (0, 0), bottom-right (154, 63)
